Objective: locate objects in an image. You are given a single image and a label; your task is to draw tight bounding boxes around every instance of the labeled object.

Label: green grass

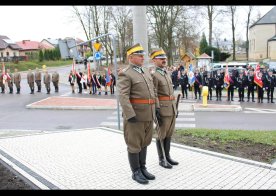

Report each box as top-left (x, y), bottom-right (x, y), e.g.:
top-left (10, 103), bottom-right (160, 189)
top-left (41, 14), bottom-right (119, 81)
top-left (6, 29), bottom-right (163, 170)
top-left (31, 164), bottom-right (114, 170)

top-left (175, 128), bottom-right (276, 146)
top-left (3, 60), bottom-right (72, 72)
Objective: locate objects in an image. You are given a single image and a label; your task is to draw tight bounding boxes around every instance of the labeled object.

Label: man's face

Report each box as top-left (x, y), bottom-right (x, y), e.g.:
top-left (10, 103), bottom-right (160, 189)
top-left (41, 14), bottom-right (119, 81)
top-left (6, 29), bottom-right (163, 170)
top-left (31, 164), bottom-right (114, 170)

top-left (129, 54), bottom-right (144, 66)
top-left (153, 58), bottom-right (166, 68)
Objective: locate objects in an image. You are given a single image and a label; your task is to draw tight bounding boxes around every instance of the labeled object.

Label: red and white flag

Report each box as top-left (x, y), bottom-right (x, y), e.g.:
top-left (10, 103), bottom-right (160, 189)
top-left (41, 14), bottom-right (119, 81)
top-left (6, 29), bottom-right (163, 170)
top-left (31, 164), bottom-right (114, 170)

top-left (254, 64), bottom-right (263, 88)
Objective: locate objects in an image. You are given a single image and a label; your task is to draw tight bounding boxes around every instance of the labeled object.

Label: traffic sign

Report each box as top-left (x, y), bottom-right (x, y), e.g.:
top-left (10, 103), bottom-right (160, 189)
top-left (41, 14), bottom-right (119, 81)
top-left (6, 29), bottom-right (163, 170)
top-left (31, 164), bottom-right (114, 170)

top-left (94, 52), bottom-right (101, 61)
top-left (93, 42), bottom-right (102, 51)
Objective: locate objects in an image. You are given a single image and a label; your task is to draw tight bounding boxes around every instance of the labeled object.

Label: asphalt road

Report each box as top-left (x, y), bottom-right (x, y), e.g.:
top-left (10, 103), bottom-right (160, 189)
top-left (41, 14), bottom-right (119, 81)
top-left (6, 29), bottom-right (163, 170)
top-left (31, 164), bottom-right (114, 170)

top-left (0, 64), bottom-right (276, 132)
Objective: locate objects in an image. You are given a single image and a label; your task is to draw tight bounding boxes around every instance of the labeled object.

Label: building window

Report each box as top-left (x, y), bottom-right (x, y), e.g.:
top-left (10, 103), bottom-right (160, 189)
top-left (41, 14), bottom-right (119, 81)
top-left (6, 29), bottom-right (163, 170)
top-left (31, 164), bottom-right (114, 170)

top-left (0, 52), bottom-right (3, 57)
top-left (6, 52), bottom-right (9, 57)
top-left (13, 52), bottom-right (16, 57)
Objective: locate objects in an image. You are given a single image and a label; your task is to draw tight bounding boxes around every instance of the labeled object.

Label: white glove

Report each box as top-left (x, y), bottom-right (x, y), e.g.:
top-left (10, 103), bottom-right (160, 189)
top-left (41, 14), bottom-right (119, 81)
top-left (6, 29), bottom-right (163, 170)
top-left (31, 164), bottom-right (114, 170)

top-left (263, 88), bottom-right (265, 91)
top-left (221, 85), bottom-right (223, 88)
top-left (214, 85), bottom-right (216, 88)
top-left (245, 87), bottom-right (247, 90)
top-left (186, 85), bottom-right (188, 87)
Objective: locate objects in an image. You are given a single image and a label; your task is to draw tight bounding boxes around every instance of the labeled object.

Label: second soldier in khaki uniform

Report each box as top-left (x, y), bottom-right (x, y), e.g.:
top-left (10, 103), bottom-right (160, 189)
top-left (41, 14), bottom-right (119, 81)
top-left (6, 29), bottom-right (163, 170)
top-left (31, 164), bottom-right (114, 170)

top-left (52, 71), bottom-right (59, 93)
top-left (150, 48), bottom-right (179, 169)
top-left (117, 43), bottom-right (157, 185)
top-left (27, 69), bottom-right (35, 94)
top-left (35, 67), bottom-right (42, 92)
top-left (13, 68), bottom-right (21, 94)
top-left (43, 70), bottom-right (51, 94)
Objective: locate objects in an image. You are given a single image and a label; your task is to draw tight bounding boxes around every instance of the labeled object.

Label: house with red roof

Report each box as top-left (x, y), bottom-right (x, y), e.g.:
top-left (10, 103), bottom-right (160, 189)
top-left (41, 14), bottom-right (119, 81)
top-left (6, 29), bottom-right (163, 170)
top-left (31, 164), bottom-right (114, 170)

top-left (0, 35), bottom-right (21, 62)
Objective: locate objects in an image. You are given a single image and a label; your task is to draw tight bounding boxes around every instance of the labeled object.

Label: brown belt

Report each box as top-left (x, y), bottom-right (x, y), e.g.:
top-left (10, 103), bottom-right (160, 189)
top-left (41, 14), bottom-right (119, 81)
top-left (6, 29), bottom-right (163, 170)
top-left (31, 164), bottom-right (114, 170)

top-left (158, 95), bottom-right (175, 101)
top-left (130, 98), bottom-right (155, 104)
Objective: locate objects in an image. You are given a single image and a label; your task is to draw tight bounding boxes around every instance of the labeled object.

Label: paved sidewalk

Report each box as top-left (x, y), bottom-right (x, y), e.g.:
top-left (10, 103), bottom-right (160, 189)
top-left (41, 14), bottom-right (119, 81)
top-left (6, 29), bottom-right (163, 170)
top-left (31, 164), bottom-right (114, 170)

top-left (0, 127), bottom-right (275, 190)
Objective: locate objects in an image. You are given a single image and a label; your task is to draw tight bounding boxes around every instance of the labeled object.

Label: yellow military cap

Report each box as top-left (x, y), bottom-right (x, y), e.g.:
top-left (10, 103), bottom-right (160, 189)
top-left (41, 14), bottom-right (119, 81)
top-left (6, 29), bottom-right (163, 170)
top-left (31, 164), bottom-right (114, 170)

top-left (150, 48), bottom-right (167, 59)
top-left (126, 43), bottom-right (145, 56)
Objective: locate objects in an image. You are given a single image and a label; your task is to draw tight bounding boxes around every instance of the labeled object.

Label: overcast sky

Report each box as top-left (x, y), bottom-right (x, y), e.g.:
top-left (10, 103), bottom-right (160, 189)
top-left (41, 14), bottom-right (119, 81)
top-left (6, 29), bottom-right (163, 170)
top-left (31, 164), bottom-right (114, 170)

top-left (0, 5), bottom-right (274, 43)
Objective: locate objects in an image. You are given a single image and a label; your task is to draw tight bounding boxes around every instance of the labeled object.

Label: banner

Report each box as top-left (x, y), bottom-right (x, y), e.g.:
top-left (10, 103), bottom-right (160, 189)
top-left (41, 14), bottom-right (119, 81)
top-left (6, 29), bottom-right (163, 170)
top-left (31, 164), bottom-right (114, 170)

top-left (224, 63), bottom-right (230, 89)
top-left (254, 64), bottom-right (263, 88)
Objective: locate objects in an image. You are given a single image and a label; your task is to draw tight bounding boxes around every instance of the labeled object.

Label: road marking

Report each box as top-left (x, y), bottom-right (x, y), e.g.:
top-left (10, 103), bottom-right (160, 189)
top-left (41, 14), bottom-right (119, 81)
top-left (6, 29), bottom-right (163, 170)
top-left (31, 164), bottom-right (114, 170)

top-left (60, 92), bottom-right (72, 97)
top-left (244, 107), bottom-right (276, 113)
top-left (101, 111), bottom-right (196, 129)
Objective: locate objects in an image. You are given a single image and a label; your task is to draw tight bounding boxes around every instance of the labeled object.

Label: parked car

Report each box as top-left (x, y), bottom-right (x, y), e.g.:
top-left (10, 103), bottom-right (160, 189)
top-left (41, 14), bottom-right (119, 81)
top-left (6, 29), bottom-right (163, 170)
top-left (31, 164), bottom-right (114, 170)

top-left (75, 56), bottom-right (84, 64)
top-left (265, 61), bottom-right (276, 74)
top-left (87, 56), bottom-right (94, 62)
top-left (87, 55), bottom-right (106, 62)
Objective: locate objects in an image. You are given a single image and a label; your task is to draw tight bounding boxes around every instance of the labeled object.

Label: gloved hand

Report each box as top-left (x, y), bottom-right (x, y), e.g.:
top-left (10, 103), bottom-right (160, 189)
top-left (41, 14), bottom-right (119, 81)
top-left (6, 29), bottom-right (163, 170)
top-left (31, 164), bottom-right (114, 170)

top-left (214, 85), bottom-right (216, 88)
top-left (128, 117), bottom-right (137, 123)
top-left (263, 88), bottom-right (265, 91)
top-left (254, 86), bottom-right (256, 90)
top-left (186, 85), bottom-right (189, 87)
top-left (221, 85), bottom-right (223, 88)
top-left (155, 108), bottom-right (163, 126)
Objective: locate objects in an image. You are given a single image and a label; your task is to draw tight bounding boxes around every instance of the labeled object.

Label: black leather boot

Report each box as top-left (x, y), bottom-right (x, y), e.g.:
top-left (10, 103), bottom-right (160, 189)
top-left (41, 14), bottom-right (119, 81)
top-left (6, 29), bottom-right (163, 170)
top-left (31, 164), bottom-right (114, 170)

top-left (128, 152), bottom-right (148, 184)
top-left (156, 139), bottom-right (172, 169)
top-left (16, 88), bottom-right (20, 94)
top-left (164, 137), bottom-right (179, 165)
top-left (139, 147), bottom-right (155, 180)
top-left (271, 98), bottom-right (274, 103)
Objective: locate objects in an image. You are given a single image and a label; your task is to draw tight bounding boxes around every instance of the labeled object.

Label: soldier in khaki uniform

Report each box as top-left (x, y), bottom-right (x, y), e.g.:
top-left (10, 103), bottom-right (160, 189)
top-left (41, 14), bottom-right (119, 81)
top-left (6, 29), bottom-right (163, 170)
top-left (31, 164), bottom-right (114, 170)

top-left (6, 69), bottom-right (14, 94)
top-left (117, 43), bottom-right (157, 185)
top-left (35, 67), bottom-right (42, 92)
top-left (43, 70), bottom-right (51, 94)
top-left (13, 68), bottom-right (21, 94)
top-left (150, 48), bottom-right (179, 169)
top-left (52, 71), bottom-right (59, 92)
top-left (27, 69), bottom-right (35, 94)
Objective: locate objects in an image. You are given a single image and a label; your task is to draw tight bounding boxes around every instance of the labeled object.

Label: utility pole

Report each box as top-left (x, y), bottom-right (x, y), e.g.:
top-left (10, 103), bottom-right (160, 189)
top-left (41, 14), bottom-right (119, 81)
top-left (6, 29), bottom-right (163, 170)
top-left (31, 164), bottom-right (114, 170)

top-left (133, 6), bottom-right (149, 66)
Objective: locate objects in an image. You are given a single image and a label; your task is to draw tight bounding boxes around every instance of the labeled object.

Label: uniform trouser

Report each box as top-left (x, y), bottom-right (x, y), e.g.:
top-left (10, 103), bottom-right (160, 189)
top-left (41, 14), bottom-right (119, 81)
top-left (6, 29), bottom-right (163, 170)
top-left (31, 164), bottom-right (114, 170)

top-left (257, 87), bottom-right (264, 101)
top-left (208, 87), bottom-right (212, 99)
top-left (158, 116), bottom-right (176, 140)
top-left (45, 83), bottom-right (50, 93)
top-left (216, 87), bottom-right (222, 99)
top-left (123, 119), bottom-right (153, 153)
top-left (227, 86), bottom-right (234, 100)
top-left (267, 88), bottom-right (274, 101)
top-left (53, 81), bottom-right (59, 92)
top-left (15, 82), bottom-right (20, 93)
top-left (238, 88), bottom-right (245, 100)
top-left (181, 84), bottom-right (188, 98)
top-left (29, 82), bottom-right (34, 93)
top-left (35, 80), bottom-right (41, 91)
top-left (247, 86), bottom-right (254, 100)
top-left (8, 83), bottom-right (13, 93)
top-left (194, 86), bottom-right (201, 99)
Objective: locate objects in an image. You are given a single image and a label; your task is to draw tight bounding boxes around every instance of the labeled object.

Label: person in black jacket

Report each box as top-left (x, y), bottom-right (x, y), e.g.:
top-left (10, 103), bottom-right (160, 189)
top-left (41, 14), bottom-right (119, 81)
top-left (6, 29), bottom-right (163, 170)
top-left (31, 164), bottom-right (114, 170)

top-left (203, 72), bottom-right (214, 100)
top-left (179, 69), bottom-right (189, 99)
top-left (214, 69), bottom-right (224, 101)
top-left (236, 72), bottom-right (247, 102)
top-left (246, 70), bottom-right (256, 102)
top-left (194, 69), bottom-right (203, 100)
top-left (76, 69), bottom-right (83, 94)
top-left (264, 69), bottom-right (276, 103)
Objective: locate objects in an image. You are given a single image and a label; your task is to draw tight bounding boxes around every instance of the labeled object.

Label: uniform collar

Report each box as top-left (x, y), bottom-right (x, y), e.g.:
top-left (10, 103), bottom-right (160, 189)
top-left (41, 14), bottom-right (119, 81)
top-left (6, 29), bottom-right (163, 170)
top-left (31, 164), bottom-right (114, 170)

top-left (156, 67), bottom-right (166, 75)
top-left (131, 64), bottom-right (144, 74)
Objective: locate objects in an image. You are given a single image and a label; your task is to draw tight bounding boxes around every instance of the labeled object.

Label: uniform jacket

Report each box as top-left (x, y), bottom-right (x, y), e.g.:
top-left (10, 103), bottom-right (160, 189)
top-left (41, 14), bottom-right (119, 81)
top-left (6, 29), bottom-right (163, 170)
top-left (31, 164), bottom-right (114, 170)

top-left (35, 71), bottom-right (42, 81)
top-left (236, 76), bottom-right (247, 88)
top-left (43, 73), bottom-right (51, 84)
top-left (264, 74), bottom-right (276, 89)
top-left (14, 72), bottom-right (21, 83)
top-left (118, 63), bottom-right (157, 121)
top-left (152, 67), bottom-right (176, 117)
top-left (52, 72), bottom-right (59, 82)
top-left (27, 72), bottom-right (34, 84)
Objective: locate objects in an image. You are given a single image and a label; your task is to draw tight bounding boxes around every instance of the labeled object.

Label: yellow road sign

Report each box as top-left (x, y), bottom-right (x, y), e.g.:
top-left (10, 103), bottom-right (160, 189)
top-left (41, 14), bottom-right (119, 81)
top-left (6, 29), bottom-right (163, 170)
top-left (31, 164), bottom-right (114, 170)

top-left (93, 42), bottom-right (102, 51)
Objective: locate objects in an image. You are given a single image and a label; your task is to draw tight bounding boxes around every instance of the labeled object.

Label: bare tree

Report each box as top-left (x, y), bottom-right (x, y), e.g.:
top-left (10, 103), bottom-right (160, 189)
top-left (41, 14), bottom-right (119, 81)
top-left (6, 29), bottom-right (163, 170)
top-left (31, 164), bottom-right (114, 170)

top-left (224, 6), bottom-right (238, 61)
top-left (147, 6), bottom-right (183, 66)
top-left (200, 6), bottom-right (223, 47)
top-left (245, 6), bottom-right (255, 61)
top-left (112, 6), bottom-right (132, 64)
